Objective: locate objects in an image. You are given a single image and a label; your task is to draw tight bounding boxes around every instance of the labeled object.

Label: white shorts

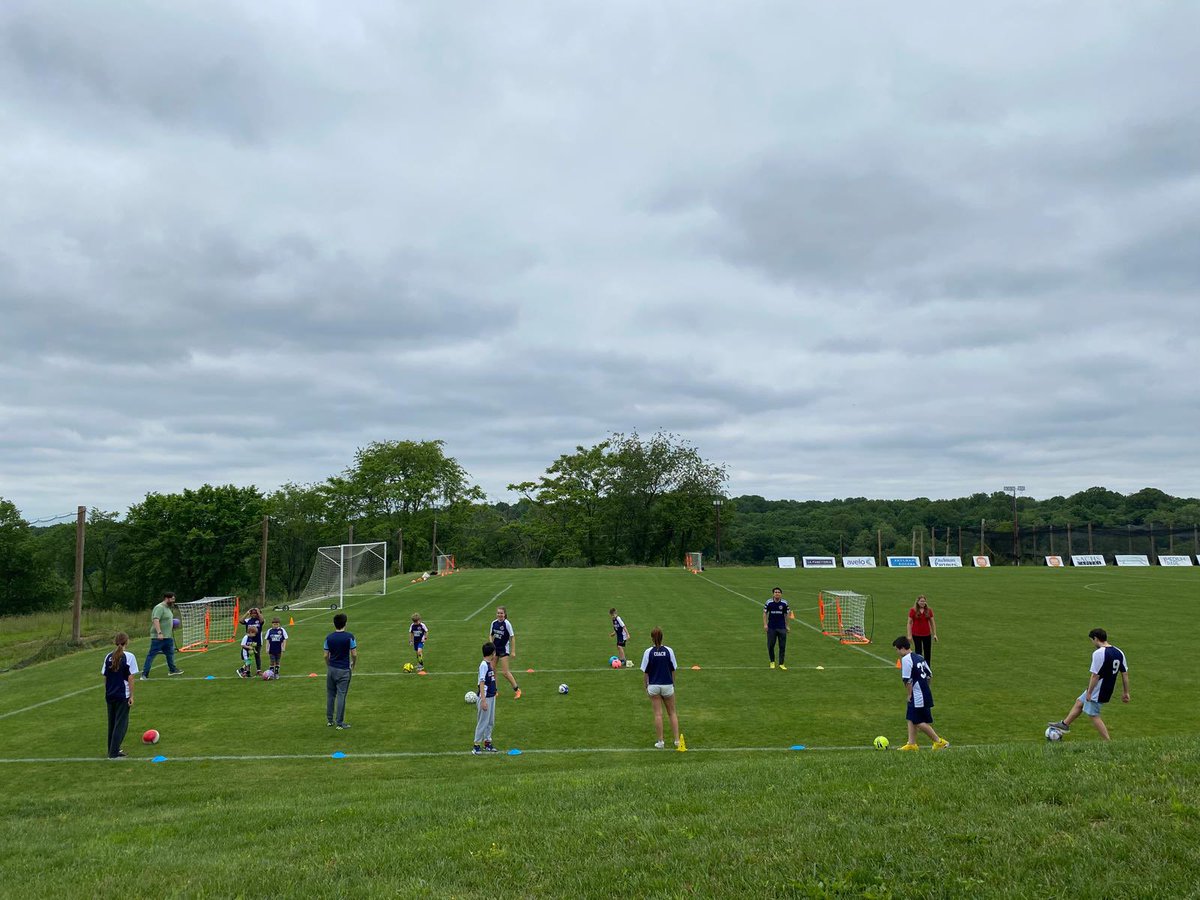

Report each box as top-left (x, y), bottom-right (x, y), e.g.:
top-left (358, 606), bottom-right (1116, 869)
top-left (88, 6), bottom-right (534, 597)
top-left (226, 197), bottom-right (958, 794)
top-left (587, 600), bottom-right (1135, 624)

top-left (646, 684), bottom-right (675, 698)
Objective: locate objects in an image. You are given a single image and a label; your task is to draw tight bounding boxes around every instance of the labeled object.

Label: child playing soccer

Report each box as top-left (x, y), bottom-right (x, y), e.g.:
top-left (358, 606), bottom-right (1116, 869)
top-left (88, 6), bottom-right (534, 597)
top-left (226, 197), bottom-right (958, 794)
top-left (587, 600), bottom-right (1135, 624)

top-left (609, 607), bottom-right (630, 666)
top-left (892, 635), bottom-right (949, 751)
top-left (265, 617), bottom-right (288, 677)
top-left (237, 625), bottom-right (260, 679)
top-left (473, 642), bottom-right (499, 755)
top-left (409, 614), bottom-right (429, 671)
top-left (1047, 628), bottom-right (1130, 741)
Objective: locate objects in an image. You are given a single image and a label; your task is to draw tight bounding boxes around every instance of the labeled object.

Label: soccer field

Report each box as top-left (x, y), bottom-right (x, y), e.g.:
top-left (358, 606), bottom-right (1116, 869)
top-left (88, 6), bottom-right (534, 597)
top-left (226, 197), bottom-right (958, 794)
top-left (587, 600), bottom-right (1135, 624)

top-left (2, 566), bottom-right (1198, 897)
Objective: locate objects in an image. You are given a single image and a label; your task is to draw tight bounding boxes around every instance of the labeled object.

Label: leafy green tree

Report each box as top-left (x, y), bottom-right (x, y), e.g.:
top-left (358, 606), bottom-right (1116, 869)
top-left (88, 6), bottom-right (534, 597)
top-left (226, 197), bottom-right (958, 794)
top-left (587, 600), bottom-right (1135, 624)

top-left (0, 498), bottom-right (61, 614)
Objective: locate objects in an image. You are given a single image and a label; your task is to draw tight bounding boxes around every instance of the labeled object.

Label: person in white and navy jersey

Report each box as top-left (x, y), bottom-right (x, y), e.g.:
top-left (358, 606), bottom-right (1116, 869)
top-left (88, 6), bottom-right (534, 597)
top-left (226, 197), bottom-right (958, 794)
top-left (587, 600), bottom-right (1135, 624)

top-left (763, 587), bottom-right (790, 670)
top-left (893, 636), bottom-right (949, 751)
top-left (473, 642), bottom-right (500, 754)
top-left (640, 627), bottom-right (680, 749)
top-left (1048, 627), bottom-right (1130, 741)
top-left (101, 632), bottom-right (138, 759)
top-left (489, 606), bottom-right (521, 698)
top-left (409, 613), bottom-right (429, 671)
top-left (265, 618), bottom-right (288, 676)
top-left (609, 607), bottom-right (629, 666)
top-left (241, 607), bottom-right (265, 675)
top-left (237, 626), bottom-right (259, 679)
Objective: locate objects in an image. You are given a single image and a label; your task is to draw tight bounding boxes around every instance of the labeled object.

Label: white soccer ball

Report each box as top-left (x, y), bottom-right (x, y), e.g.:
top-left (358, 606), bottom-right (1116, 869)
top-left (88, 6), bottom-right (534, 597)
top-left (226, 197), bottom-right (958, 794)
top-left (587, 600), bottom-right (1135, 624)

top-left (1045, 726), bottom-right (1063, 742)
top-left (558, 683), bottom-right (569, 694)
top-left (465, 691), bottom-right (479, 705)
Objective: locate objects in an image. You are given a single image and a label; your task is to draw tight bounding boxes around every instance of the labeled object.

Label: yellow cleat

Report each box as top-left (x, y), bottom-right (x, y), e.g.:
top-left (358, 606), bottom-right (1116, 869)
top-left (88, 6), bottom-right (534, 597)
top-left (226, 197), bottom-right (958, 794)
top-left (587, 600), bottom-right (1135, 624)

top-left (932, 738), bottom-right (950, 751)
top-left (778, 664), bottom-right (788, 671)
top-left (769, 662), bottom-right (776, 669)
top-left (899, 743), bottom-right (919, 751)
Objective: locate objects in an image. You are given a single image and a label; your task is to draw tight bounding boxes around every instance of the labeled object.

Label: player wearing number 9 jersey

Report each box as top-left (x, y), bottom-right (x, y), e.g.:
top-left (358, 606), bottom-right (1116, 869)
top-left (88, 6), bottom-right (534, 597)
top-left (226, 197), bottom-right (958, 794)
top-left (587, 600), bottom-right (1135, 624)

top-left (1048, 628), bottom-right (1129, 741)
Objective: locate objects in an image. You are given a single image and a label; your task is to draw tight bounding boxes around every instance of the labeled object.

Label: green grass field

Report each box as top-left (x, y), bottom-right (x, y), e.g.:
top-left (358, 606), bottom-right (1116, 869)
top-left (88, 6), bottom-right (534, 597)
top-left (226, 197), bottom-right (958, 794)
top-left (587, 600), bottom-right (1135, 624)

top-left (2, 566), bottom-right (1199, 898)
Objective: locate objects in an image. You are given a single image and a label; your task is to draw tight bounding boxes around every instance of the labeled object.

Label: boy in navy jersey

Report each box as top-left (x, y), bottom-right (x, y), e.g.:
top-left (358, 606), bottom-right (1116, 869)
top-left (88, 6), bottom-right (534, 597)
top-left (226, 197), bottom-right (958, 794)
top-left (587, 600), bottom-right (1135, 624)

top-left (265, 618), bottom-right (288, 677)
top-left (473, 642), bottom-right (499, 754)
top-left (609, 608), bottom-right (629, 666)
top-left (409, 614), bottom-right (429, 671)
top-left (1048, 628), bottom-right (1130, 741)
top-left (489, 606), bottom-right (521, 698)
top-left (892, 636), bottom-right (949, 751)
top-left (763, 587), bottom-right (790, 670)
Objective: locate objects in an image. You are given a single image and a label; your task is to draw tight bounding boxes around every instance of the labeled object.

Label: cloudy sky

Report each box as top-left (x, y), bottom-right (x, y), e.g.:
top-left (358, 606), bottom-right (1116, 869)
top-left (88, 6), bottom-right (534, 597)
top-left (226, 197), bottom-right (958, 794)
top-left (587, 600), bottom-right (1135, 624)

top-left (3, 1), bottom-right (1198, 520)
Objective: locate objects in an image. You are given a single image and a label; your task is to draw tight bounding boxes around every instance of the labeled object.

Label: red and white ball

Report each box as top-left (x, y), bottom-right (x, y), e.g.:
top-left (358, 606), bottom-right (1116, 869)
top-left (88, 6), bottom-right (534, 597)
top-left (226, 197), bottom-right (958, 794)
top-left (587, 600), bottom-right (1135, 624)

top-left (142, 729), bottom-right (160, 744)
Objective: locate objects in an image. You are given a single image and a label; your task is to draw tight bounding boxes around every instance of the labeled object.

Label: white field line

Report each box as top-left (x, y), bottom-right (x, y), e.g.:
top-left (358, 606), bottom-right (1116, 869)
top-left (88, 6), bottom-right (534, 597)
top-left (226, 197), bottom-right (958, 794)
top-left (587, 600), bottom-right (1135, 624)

top-left (463, 585), bottom-right (512, 622)
top-left (1, 743), bottom-right (979, 765)
top-left (0, 684), bottom-right (102, 720)
top-left (696, 574), bottom-right (897, 667)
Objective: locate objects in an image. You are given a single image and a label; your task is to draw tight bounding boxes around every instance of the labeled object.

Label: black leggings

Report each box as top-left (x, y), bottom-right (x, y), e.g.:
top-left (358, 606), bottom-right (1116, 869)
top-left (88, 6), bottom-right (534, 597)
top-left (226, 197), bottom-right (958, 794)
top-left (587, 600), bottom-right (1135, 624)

top-left (767, 628), bottom-right (787, 663)
top-left (106, 698), bottom-right (130, 757)
top-left (913, 634), bottom-right (932, 660)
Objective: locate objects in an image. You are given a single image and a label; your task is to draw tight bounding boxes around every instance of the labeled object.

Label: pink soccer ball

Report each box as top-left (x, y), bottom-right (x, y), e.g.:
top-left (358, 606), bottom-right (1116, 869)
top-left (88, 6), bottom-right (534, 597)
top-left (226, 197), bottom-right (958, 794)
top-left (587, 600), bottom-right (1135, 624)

top-left (611, 659), bottom-right (622, 669)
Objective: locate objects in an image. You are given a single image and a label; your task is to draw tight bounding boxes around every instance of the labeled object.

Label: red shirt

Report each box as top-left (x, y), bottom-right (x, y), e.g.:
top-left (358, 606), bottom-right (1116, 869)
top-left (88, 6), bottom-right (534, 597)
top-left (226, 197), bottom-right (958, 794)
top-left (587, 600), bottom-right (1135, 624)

top-left (908, 606), bottom-right (934, 637)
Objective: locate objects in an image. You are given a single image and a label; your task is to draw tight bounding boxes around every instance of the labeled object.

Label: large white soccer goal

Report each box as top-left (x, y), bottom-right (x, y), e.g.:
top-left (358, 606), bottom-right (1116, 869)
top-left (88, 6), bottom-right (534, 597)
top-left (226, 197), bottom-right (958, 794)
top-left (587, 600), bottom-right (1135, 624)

top-left (436, 553), bottom-right (457, 576)
top-left (281, 542), bottom-right (388, 610)
top-left (818, 590), bottom-right (873, 645)
top-left (685, 552), bottom-right (703, 572)
top-left (178, 596), bottom-right (240, 652)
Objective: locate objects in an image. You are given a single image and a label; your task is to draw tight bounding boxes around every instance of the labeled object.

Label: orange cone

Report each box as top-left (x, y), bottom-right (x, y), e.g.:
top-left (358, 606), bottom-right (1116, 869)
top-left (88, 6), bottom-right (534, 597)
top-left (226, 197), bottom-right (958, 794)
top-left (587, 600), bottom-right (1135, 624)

top-left (788, 610), bottom-right (795, 620)
top-left (288, 617), bottom-right (295, 626)
top-left (895, 658), bottom-right (902, 669)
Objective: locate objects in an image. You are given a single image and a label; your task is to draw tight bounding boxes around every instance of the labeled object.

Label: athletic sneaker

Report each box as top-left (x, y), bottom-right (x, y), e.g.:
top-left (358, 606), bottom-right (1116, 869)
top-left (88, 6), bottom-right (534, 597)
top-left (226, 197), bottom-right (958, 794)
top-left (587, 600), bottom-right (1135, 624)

top-left (472, 745), bottom-right (483, 755)
top-left (778, 664), bottom-right (788, 671)
top-left (514, 688), bottom-right (522, 699)
top-left (168, 669), bottom-right (184, 676)
top-left (899, 743), bottom-right (919, 751)
top-left (336, 723), bottom-right (351, 730)
top-left (1047, 720), bottom-right (1070, 732)
top-left (139, 676), bottom-right (149, 681)
top-left (108, 751), bottom-right (128, 759)
top-left (327, 721), bottom-right (334, 727)
top-left (483, 745), bottom-right (500, 753)
top-left (654, 740), bottom-right (666, 749)
top-left (769, 661), bottom-right (776, 669)
top-left (236, 668), bottom-right (246, 679)
top-left (932, 738), bottom-right (950, 751)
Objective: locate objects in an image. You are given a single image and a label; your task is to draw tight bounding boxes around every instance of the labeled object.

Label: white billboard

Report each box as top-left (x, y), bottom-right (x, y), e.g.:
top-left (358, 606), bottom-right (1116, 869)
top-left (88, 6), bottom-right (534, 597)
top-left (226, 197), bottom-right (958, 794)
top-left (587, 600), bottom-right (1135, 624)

top-left (928, 556), bottom-right (962, 568)
top-left (1158, 555), bottom-right (1195, 567)
top-left (1045, 556), bottom-right (1065, 567)
top-left (777, 556), bottom-right (797, 569)
top-left (803, 556), bottom-right (837, 568)
top-left (972, 555), bottom-right (991, 568)
top-left (1071, 554), bottom-right (1107, 567)
top-left (1115, 555), bottom-right (1150, 566)
top-left (842, 556), bottom-right (877, 568)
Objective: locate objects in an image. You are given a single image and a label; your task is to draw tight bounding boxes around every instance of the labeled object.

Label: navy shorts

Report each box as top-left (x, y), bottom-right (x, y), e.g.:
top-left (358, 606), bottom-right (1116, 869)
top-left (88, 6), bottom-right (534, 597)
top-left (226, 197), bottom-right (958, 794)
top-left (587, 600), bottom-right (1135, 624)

top-left (906, 703), bottom-right (934, 725)
top-left (616, 638), bottom-right (626, 647)
top-left (496, 649), bottom-right (510, 659)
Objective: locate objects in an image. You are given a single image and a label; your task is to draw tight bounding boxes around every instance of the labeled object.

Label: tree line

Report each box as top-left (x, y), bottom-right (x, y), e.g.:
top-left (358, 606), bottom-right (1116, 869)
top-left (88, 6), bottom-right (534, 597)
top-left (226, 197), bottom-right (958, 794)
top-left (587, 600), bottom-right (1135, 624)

top-left (3, 433), bottom-right (1198, 615)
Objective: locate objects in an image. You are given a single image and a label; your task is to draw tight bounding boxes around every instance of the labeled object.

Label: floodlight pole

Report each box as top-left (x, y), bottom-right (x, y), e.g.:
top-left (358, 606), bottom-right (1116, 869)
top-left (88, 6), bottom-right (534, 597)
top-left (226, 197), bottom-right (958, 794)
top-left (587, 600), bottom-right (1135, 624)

top-left (1004, 485), bottom-right (1025, 565)
top-left (713, 499), bottom-right (723, 564)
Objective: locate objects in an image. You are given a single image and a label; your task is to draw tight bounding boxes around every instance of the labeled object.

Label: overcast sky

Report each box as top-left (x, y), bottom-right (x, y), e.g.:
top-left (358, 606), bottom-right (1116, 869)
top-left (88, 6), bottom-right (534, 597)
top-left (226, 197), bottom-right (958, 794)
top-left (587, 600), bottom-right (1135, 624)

top-left (3, 1), bottom-right (1199, 521)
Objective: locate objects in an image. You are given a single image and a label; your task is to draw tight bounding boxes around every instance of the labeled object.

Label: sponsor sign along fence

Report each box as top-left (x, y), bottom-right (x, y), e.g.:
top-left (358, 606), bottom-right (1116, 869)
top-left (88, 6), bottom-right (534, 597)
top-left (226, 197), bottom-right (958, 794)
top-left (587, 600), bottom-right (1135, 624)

top-left (1115, 555), bottom-right (1150, 566)
top-left (803, 556), bottom-right (837, 568)
top-left (1071, 554), bottom-right (1107, 567)
top-left (1046, 556), bottom-right (1065, 567)
top-left (842, 556), bottom-right (877, 568)
top-left (973, 556), bottom-right (991, 567)
top-left (887, 556), bottom-right (920, 568)
top-left (928, 556), bottom-right (962, 568)
top-left (1158, 555), bottom-right (1194, 567)
top-left (777, 557), bottom-right (797, 569)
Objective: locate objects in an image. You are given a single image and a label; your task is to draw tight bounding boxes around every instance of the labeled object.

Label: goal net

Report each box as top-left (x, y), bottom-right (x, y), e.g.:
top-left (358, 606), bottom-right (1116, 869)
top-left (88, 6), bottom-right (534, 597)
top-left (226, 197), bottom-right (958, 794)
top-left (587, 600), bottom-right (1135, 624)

top-left (283, 542), bottom-right (388, 610)
top-left (818, 590), bottom-right (873, 644)
top-left (178, 596), bottom-right (240, 652)
top-left (685, 552), bottom-right (703, 572)
top-left (436, 553), bottom-right (456, 576)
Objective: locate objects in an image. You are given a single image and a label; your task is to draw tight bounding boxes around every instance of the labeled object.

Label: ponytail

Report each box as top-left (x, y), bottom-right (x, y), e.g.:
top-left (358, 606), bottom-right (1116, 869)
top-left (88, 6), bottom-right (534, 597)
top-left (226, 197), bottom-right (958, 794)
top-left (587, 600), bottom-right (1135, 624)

top-left (109, 633), bottom-right (129, 672)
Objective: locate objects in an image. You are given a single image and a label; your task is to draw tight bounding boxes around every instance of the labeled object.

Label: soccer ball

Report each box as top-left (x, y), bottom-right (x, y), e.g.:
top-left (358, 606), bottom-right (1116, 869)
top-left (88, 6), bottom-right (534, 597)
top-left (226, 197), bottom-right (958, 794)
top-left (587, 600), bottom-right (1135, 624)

top-left (610, 659), bottom-right (622, 669)
top-left (558, 683), bottom-right (569, 694)
top-left (609, 656), bottom-right (619, 665)
top-left (403, 662), bottom-right (415, 673)
top-left (465, 691), bottom-right (479, 705)
top-left (1045, 726), bottom-right (1063, 742)
top-left (260, 670), bottom-right (274, 681)
top-left (873, 735), bottom-right (889, 750)
top-left (172, 618), bottom-right (181, 628)
top-left (142, 729), bottom-right (160, 744)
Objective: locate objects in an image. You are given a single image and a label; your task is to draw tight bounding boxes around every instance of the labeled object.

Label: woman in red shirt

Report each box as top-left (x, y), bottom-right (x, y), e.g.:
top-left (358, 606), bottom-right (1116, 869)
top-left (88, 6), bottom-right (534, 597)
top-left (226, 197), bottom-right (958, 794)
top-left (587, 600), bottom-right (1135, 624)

top-left (907, 595), bottom-right (937, 661)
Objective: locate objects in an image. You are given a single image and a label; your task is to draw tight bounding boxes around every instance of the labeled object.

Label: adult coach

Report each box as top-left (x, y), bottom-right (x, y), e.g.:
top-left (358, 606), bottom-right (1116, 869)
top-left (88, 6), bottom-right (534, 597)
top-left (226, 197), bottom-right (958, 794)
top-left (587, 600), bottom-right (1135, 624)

top-left (324, 613), bottom-right (357, 730)
top-left (763, 587), bottom-right (789, 670)
top-left (641, 627), bottom-right (680, 749)
top-left (489, 606), bottom-right (521, 699)
top-left (140, 592), bottom-right (183, 679)
top-left (906, 595), bottom-right (938, 661)
top-left (1048, 628), bottom-right (1129, 741)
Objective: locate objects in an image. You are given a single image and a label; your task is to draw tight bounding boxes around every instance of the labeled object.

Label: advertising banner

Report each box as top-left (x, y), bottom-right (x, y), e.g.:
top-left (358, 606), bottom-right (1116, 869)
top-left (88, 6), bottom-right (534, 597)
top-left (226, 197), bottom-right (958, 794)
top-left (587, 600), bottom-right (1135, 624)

top-left (842, 556), bottom-right (877, 568)
top-left (928, 556), bottom-right (962, 568)
top-left (1158, 555), bottom-right (1194, 567)
top-left (802, 556), bottom-right (837, 568)
top-left (887, 556), bottom-right (920, 568)
top-left (777, 557), bottom-right (797, 569)
top-left (1045, 556), bottom-right (1064, 567)
top-left (1071, 554), bottom-right (1107, 567)
top-left (1115, 555), bottom-right (1150, 566)
top-left (973, 556), bottom-right (991, 568)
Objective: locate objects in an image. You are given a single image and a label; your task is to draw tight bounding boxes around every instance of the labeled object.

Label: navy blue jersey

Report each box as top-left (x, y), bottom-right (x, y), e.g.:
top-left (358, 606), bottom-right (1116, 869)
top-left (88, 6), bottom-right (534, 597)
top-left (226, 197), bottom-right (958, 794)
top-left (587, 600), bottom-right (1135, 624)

top-left (490, 619), bottom-right (514, 654)
top-left (1089, 646), bottom-right (1128, 703)
top-left (324, 631), bottom-right (356, 669)
top-left (242, 616), bottom-right (263, 644)
top-left (640, 645), bottom-right (678, 685)
top-left (410, 622), bottom-right (428, 645)
top-left (764, 599), bottom-right (789, 629)
top-left (901, 652), bottom-right (934, 708)
top-left (101, 651), bottom-right (138, 701)
top-left (478, 660), bottom-right (498, 698)
top-left (612, 616), bottom-right (627, 643)
top-left (265, 626), bottom-right (288, 655)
